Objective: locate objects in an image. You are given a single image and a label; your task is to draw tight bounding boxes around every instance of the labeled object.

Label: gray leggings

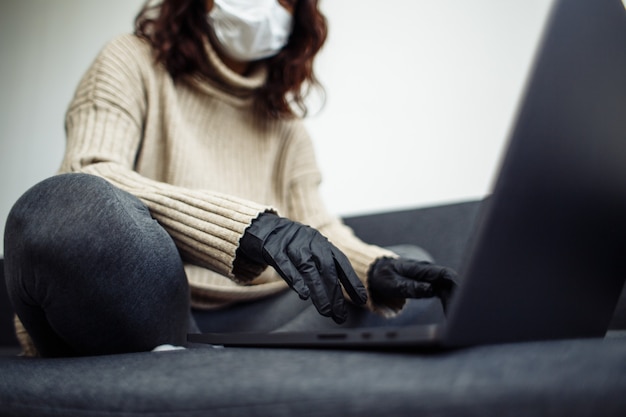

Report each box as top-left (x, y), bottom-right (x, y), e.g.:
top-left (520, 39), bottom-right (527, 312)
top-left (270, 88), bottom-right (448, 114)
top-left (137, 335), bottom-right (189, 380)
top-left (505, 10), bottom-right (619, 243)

top-left (4, 173), bottom-right (442, 357)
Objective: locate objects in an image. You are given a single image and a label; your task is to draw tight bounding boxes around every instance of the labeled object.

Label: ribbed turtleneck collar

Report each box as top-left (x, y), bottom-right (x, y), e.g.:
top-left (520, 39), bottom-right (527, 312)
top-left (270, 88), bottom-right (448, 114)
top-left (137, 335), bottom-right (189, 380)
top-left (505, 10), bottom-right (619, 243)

top-left (187, 37), bottom-right (268, 106)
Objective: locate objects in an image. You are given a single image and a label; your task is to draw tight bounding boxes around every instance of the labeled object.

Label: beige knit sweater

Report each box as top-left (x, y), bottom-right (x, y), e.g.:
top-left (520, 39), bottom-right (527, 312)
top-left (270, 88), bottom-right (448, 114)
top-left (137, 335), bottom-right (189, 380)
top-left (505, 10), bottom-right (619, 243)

top-left (16, 34), bottom-right (398, 354)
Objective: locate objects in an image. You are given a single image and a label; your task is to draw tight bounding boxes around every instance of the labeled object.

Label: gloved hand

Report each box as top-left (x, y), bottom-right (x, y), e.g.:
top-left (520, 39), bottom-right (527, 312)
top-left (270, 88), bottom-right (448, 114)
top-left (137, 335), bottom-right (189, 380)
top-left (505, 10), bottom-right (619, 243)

top-left (368, 257), bottom-right (458, 314)
top-left (237, 213), bottom-right (368, 323)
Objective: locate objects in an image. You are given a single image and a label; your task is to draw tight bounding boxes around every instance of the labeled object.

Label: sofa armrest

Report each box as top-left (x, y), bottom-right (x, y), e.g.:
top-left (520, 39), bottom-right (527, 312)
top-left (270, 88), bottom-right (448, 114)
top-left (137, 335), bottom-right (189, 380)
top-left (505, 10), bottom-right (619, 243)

top-left (343, 200), bottom-right (482, 271)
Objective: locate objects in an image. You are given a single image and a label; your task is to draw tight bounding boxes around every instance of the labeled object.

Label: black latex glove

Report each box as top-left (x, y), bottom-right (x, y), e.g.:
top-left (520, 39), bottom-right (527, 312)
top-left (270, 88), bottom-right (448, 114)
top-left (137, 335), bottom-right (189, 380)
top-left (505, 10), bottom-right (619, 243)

top-left (368, 257), bottom-right (458, 314)
top-left (237, 213), bottom-right (368, 323)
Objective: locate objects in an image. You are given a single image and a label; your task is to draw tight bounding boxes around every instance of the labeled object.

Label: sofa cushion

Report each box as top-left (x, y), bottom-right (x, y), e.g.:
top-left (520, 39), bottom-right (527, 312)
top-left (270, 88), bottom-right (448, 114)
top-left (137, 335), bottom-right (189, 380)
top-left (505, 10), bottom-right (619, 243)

top-left (0, 337), bottom-right (625, 417)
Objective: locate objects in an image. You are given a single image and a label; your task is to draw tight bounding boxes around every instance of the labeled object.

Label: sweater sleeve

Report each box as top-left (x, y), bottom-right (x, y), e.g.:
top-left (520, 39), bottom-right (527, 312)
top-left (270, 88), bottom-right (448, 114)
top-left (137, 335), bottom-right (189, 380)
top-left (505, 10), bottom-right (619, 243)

top-left (282, 123), bottom-right (402, 316)
top-left (61, 35), bottom-right (270, 281)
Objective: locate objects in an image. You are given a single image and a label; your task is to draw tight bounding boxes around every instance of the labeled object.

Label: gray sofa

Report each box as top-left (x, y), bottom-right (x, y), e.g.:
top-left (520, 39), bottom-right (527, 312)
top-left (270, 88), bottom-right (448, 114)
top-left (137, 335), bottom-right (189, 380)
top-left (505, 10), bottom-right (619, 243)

top-left (1, 200), bottom-right (625, 417)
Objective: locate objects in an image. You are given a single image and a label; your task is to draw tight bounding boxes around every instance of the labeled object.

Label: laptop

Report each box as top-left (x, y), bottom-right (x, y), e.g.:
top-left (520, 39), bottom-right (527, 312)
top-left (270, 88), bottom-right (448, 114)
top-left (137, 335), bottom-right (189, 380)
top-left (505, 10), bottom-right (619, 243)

top-left (188, 0), bottom-right (626, 349)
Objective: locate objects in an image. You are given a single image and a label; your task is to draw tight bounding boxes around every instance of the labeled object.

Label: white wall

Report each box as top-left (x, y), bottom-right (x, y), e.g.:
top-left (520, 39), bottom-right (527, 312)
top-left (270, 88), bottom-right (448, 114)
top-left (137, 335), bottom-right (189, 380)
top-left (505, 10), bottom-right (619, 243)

top-left (308, 0), bottom-right (552, 215)
top-left (0, 0), bottom-right (553, 256)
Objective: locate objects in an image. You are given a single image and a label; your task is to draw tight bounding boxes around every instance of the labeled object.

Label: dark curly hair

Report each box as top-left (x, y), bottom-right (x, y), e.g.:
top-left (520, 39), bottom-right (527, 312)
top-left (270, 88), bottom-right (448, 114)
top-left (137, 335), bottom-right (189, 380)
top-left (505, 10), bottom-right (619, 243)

top-left (134, 0), bottom-right (328, 119)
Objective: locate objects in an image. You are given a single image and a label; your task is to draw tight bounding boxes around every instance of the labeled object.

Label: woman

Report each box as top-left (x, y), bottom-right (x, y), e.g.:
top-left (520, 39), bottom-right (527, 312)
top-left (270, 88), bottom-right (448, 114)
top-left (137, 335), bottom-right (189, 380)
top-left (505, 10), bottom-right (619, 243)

top-left (4, 0), bottom-right (456, 357)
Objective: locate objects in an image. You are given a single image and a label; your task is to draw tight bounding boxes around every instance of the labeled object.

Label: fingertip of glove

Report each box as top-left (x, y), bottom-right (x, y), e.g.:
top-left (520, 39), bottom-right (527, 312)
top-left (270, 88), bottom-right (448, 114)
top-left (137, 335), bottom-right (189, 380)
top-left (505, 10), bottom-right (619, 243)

top-left (355, 289), bottom-right (368, 305)
top-left (331, 313), bottom-right (347, 324)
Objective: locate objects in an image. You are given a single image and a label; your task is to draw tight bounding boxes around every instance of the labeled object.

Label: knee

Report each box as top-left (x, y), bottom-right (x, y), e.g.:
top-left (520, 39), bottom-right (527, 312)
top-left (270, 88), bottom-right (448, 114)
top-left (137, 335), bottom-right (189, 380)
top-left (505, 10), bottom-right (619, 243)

top-left (4, 173), bottom-right (172, 277)
top-left (4, 174), bottom-right (115, 302)
top-left (6, 173), bottom-right (111, 225)
top-left (4, 174), bottom-right (116, 255)
top-left (6, 172), bottom-right (184, 281)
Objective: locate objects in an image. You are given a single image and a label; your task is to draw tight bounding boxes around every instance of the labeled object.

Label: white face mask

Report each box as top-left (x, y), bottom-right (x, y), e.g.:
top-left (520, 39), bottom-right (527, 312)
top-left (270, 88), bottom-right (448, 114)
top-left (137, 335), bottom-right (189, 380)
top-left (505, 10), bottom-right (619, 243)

top-left (208, 0), bottom-right (294, 62)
